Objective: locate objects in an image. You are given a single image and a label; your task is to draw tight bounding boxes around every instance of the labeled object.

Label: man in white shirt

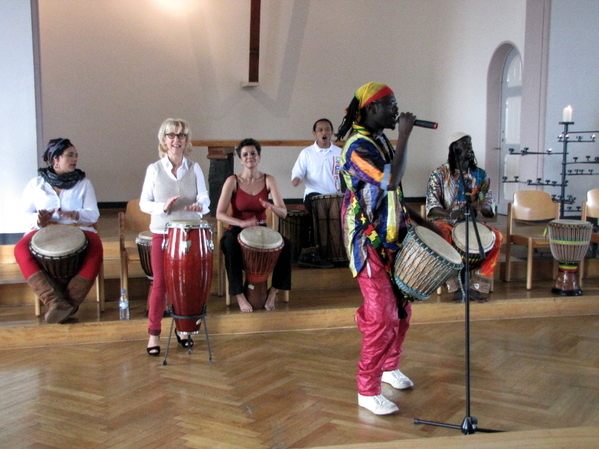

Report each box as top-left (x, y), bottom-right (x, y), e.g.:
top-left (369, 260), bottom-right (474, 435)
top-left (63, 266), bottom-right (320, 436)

top-left (291, 119), bottom-right (342, 268)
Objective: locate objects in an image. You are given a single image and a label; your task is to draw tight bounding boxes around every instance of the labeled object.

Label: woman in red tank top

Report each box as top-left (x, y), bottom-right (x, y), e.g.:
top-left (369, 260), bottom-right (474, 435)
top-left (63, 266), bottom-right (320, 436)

top-left (216, 138), bottom-right (292, 312)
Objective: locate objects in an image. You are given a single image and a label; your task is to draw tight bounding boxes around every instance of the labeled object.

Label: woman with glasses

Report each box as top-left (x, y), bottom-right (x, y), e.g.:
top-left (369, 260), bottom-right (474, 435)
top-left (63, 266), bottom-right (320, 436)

top-left (140, 118), bottom-right (210, 356)
top-left (216, 138), bottom-right (292, 313)
top-left (14, 138), bottom-right (104, 324)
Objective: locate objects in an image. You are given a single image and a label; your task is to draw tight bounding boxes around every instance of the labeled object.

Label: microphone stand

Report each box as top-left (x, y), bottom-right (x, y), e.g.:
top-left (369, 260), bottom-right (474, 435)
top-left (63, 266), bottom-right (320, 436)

top-left (413, 153), bottom-right (501, 435)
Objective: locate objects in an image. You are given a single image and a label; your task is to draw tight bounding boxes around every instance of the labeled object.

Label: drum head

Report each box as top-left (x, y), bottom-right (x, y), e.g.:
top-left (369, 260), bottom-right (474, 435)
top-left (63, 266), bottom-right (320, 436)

top-left (452, 221), bottom-right (495, 254)
top-left (312, 193), bottom-right (344, 200)
top-left (549, 219), bottom-right (592, 228)
top-left (166, 220), bottom-right (211, 229)
top-left (30, 225), bottom-right (87, 257)
top-left (136, 230), bottom-right (153, 244)
top-left (239, 226), bottom-right (283, 250)
top-left (414, 226), bottom-right (462, 265)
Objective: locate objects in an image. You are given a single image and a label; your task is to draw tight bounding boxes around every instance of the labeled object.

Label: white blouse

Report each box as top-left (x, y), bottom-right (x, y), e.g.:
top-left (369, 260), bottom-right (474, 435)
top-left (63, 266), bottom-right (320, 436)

top-left (21, 176), bottom-right (100, 233)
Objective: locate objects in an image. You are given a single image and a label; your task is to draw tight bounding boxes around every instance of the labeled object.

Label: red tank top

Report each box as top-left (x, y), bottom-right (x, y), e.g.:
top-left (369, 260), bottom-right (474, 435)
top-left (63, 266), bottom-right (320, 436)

top-left (230, 175), bottom-right (268, 222)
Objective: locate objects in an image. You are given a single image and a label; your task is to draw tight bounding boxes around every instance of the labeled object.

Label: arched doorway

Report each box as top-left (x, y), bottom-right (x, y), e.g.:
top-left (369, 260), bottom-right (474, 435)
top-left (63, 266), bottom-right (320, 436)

top-left (486, 43), bottom-right (522, 215)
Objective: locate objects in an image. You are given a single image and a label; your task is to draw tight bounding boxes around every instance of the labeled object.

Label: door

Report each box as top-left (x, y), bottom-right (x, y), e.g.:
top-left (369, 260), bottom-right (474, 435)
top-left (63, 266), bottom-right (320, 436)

top-left (498, 48), bottom-right (522, 214)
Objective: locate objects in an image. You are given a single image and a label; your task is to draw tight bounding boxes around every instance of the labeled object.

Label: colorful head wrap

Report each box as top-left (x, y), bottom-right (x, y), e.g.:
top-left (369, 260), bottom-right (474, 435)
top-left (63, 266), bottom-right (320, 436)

top-left (43, 138), bottom-right (73, 163)
top-left (355, 82), bottom-right (394, 109)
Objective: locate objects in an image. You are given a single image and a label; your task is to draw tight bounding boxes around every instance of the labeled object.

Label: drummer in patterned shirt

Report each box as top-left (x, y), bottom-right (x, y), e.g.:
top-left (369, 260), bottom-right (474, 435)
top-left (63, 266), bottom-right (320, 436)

top-left (425, 132), bottom-right (503, 302)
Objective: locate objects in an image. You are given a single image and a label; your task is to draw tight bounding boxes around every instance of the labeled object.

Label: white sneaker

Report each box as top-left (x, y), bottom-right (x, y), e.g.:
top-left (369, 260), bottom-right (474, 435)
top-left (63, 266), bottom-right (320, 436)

top-left (358, 393), bottom-right (399, 415)
top-left (382, 369), bottom-right (414, 390)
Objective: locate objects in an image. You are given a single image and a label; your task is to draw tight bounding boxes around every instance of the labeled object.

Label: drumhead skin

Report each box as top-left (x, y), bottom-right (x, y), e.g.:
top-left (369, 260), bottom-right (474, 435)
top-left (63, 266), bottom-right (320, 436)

top-left (30, 225), bottom-right (87, 257)
top-left (166, 220), bottom-right (211, 229)
top-left (312, 193), bottom-right (344, 200)
top-left (452, 221), bottom-right (496, 254)
top-left (549, 219), bottom-right (592, 228)
top-left (414, 226), bottom-right (463, 265)
top-left (136, 230), bottom-right (153, 243)
top-left (239, 226), bottom-right (283, 250)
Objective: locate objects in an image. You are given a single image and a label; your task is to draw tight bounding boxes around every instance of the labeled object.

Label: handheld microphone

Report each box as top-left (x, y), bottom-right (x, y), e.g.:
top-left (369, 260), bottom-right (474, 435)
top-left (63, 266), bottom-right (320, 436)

top-left (414, 119), bottom-right (438, 129)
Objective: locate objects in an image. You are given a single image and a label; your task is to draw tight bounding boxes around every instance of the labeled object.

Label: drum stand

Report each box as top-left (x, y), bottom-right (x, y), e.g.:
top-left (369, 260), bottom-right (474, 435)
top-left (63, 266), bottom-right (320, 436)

top-left (162, 304), bottom-right (213, 366)
top-left (414, 160), bottom-right (501, 435)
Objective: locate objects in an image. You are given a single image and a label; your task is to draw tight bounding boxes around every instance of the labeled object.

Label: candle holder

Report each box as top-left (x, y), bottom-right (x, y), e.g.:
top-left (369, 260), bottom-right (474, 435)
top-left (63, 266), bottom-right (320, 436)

top-left (547, 121), bottom-right (599, 217)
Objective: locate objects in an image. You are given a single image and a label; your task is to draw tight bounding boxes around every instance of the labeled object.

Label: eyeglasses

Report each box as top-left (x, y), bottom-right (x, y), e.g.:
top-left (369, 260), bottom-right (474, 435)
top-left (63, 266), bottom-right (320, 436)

top-left (165, 133), bottom-right (188, 140)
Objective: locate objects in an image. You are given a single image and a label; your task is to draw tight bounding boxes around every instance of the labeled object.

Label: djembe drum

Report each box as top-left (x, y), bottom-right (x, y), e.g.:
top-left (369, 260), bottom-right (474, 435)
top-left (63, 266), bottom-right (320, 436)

top-left (30, 225), bottom-right (88, 281)
top-left (451, 221), bottom-right (496, 270)
top-left (547, 219), bottom-right (592, 296)
top-left (136, 231), bottom-right (153, 279)
top-left (394, 226), bottom-right (463, 301)
top-left (163, 220), bottom-right (213, 334)
top-left (238, 226), bottom-right (284, 309)
top-left (278, 209), bottom-right (310, 262)
top-left (310, 193), bottom-right (348, 262)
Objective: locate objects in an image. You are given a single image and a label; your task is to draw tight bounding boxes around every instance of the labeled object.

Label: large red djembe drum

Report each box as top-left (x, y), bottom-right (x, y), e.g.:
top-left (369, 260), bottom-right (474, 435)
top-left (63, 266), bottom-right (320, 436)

top-left (163, 220), bottom-right (213, 334)
top-left (30, 225), bottom-right (88, 281)
top-left (547, 219), bottom-right (592, 296)
top-left (238, 226), bottom-right (284, 309)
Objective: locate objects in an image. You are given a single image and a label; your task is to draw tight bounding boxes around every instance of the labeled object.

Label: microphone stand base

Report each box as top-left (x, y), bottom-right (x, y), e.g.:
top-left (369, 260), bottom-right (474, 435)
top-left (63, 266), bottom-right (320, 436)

top-left (413, 416), bottom-right (502, 434)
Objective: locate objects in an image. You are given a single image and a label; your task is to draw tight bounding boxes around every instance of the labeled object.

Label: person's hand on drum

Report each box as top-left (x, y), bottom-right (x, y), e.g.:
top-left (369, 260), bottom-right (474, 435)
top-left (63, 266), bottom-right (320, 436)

top-left (259, 198), bottom-right (274, 211)
top-left (240, 216), bottom-right (259, 229)
top-left (37, 209), bottom-right (55, 228)
top-left (472, 199), bottom-right (494, 219)
top-left (163, 195), bottom-right (180, 213)
top-left (56, 208), bottom-right (79, 222)
top-left (259, 198), bottom-right (287, 219)
top-left (449, 209), bottom-right (466, 221)
top-left (184, 203), bottom-right (203, 213)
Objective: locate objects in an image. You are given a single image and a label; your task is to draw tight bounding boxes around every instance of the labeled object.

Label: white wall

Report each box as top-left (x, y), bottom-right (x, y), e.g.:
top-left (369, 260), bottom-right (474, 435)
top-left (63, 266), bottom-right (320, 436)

top-left (543, 0), bottom-right (599, 213)
top-left (0, 0), bottom-right (40, 234)
top-left (36, 0), bottom-right (527, 203)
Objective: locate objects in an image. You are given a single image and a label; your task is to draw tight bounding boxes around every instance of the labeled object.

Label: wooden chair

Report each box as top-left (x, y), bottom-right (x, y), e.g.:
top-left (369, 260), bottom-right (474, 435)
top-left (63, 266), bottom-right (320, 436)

top-left (118, 199), bottom-right (151, 295)
top-left (216, 208), bottom-right (289, 305)
top-left (504, 190), bottom-right (560, 290)
top-left (34, 223), bottom-right (105, 317)
top-left (580, 188), bottom-right (599, 280)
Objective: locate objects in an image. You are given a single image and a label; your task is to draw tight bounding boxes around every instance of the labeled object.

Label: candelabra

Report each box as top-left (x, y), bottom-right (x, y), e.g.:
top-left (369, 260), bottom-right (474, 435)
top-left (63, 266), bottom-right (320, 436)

top-left (503, 122), bottom-right (599, 218)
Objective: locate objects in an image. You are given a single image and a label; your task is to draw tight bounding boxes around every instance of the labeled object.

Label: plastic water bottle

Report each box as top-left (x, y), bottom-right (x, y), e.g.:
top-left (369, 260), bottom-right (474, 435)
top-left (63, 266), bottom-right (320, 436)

top-left (119, 289), bottom-right (130, 320)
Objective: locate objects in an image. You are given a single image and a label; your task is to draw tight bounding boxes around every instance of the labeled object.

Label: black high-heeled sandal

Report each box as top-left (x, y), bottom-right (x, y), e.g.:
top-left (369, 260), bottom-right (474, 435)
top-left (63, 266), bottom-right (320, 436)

top-left (176, 333), bottom-right (194, 349)
top-left (146, 346), bottom-right (161, 357)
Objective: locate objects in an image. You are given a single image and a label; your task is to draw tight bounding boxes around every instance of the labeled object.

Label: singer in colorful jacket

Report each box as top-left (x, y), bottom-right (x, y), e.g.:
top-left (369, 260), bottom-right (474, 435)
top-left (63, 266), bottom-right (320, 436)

top-left (336, 82), bottom-right (439, 416)
top-left (425, 132), bottom-right (503, 301)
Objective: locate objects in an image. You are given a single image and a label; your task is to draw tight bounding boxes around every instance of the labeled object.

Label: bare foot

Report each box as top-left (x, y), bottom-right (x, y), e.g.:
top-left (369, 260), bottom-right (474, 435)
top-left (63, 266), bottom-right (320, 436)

top-left (236, 294), bottom-right (253, 313)
top-left (265, 288), bottom-right (278, 311)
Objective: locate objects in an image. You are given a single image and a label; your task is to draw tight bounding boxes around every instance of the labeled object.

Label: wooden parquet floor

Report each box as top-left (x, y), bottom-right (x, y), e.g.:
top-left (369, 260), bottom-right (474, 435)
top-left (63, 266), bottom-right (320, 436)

top-left (1, 314), bottom-right (598, 448)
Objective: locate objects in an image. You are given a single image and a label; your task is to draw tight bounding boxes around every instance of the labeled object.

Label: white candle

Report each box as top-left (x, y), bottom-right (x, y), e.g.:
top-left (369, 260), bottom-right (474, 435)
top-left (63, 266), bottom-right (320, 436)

top-left (562, 105), bottom-right (573, 122)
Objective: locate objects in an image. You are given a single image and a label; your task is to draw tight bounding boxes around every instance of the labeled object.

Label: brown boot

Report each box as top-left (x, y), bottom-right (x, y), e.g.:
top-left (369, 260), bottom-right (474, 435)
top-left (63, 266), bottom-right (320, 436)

top-left (66, 275), bottom-right (95, 315)
top-left (27, 271), bottom-right (74, 324)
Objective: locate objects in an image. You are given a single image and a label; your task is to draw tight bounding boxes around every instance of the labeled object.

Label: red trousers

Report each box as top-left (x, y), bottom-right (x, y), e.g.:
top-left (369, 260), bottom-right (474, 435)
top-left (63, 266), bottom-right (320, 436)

top-left (14, 230), bottom-right (103, 281)
top-left (355, 245), bottom-right (412, 396)
top-left (147, 233), bottom-right (167, 336)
